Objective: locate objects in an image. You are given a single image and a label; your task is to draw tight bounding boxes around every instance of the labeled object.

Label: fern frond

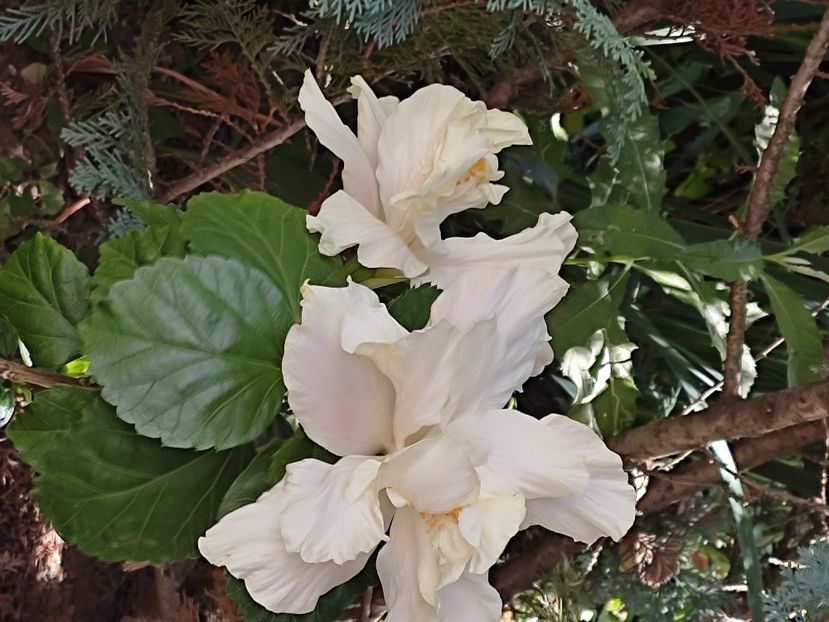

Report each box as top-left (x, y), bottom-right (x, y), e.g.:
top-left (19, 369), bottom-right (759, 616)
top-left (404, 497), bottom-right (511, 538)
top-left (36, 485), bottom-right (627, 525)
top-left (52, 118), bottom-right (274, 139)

top-left (59, 111), bottom-right (127, 149)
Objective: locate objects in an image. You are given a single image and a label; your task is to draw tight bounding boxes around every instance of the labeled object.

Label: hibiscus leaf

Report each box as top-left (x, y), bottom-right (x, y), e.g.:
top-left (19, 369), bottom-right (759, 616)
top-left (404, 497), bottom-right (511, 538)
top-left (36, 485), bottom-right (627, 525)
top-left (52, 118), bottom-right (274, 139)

top-left (678, 239), bottom-right (763, 282)
top-left (388, 284), bottom-right (440, 331)
top-left (6, 386), bottom-right (251, 563)
top-left (760, 274), bottom-right (823, 386)
top-left (573, 205), bottom-right (685, 264)
top-left (83, 255), bottom-right (292, 450)
top-left (218, 437), bottom-right (284, 517)
top-left (182, 190), bottom-right (345, 320)
top-left (92, 223), bottom-right (186, 299)
top-left (115, 197), bottom-right (183, 229)
top-left (0, 234), bottom-right (91, 369)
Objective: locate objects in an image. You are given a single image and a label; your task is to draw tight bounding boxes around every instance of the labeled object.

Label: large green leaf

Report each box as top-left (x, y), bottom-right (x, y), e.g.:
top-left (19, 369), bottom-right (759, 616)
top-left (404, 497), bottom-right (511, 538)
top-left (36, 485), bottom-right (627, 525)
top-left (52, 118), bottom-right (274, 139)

top-left (83, 255), bottom-right (292, 450)
top-left (590, 376), bottom-right (638, 437)
top-left (679, 239), bottom-right (763, 282)
top-left (760, 274), bottom-right (823, 386)
top-left (769, 225), bottom-right (829, 258)
top-left (574, 206), bottom-right (685, 264)
top-left (183, 191), bottom-right (345, 319)
top-left (7, 387), bottom-right (251, 562)
top-left (218, 437), bottom-right (284, 517)
top-left (115, 198), bottom-right (183, 229)
top-left (92, 224), bottom-right (186, 298)
top-left (268, 433), bottom-right (336, 483)
top-left (0, 234), bottom-right (91, 368)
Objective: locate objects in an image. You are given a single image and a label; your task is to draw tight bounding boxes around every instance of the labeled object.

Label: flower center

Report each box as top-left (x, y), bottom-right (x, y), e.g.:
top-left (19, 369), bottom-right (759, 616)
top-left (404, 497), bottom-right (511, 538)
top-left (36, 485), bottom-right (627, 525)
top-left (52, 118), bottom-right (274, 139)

top-left (419, 507), bottom-right (462, 530)
top-left (457, 158), bottom-right (488, 185)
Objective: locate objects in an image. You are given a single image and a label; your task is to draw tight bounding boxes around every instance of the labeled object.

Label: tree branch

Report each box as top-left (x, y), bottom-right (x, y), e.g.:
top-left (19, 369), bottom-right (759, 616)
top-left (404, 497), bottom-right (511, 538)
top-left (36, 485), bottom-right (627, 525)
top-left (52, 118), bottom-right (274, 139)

top-left (608, 377), bottom-right (829, 461)
top-left (0, 358), bottom-right (92, 388)
top-left (722, 7), bottom-right (829, 395)
top-left (155, 118), bottom-right (306, 204)
top-left (638, 419), bottom-right (827, 514)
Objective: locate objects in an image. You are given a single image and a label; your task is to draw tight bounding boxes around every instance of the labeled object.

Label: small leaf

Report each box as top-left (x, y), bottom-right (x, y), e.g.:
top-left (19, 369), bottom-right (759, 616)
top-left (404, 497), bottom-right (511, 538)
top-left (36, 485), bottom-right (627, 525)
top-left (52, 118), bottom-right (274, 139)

top-left (760, 274), bottom-right (823, 386)
top-left (590, 376), bottom-right (638, 437)
top-left (83, 255), bottom-right (292, 450)
top-left (771, 225), bottom-right (829, 258)
top-left (388, 285), bottom-right (440, 331)
top-left (7, 387), bottom-right (251, 562)
top-left (93, 224), bottom-right (186, 298)
top-left (115, 198), bottom-right (183, 229)
top-left (547, 271), bottom-right (629, 354)
top-left (574, 206), bottom-right (685, 263)
top-left (183, 191), bottom-right (345, 320)
top-left (0, 234), bottom-right (91, 368)
top-left (679, 239), bottom-right (763, 282)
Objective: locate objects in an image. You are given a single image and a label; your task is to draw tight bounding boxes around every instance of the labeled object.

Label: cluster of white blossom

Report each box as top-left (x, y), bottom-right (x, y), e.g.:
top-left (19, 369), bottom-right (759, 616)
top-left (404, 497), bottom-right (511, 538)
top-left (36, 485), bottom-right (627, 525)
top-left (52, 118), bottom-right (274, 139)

top-left (198, 70), bottom-right (636, 621)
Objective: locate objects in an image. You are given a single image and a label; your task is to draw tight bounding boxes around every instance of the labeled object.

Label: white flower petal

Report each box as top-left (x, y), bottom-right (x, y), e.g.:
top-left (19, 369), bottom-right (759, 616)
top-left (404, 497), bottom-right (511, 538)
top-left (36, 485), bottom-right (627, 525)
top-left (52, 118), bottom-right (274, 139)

top-left (450, 409), bottom-right (589, 500)
top-left (379, 434), bottom-right (480, 514)
top-left (198, 483), bottom-right (370, 615)
top-left (436, 570), bottom-right (503, 622)
top-left (298, 70), bottom-right (378, 215)
top-left (307, 191), bottom-right (428, 277)
top-left (522, 414), bottom-right (636, 544)
top-left (378, 506), bottom-right (441, 620)
top-left (429, 268), bottom-right (569, 416)
top-left (280, 457), bottom-right (386, 564)
top-left (484, 108), bottom-right (532, 150)
top-left (347, 75), bottom-right (398, 168)
top-left (352, 320), bottom-right (492, 446)
top-left (459, 491), bottom-right (525, 574)
top-left (283, 281), bottom-right (399, 456)
top-left (417, 212), bottom-right (578, 289)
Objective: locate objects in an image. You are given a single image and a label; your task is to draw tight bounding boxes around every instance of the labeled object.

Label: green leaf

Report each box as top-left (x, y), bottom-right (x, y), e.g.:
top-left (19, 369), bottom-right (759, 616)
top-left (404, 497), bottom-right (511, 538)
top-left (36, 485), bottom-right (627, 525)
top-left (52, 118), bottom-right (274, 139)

top-left (7, 387), bottom-right (251, 562)
top-left (679, 239), bottom-right (763, 282)
top-left (0, 156), bottom-right (28, 183)
top-left (547, 271), bottom-right (630, 354)
top-left (0, 387), bottom-right (13, 427)
top-left (0, 317), bottom-right (17, 358)
top-left (591, 112), bottom-right (666, 212)
top-left (93, 224), bottom-right (186, 298)
top-left (388, 285), bottom-right (440, 331)
top-left (590, 376), bottom-right (638, 437)
top-left (218, 437), bottom-right (283, 517)
top-left (226, 565), bottom-right (374, 622)
top-left (755, 77), bottom-right (799, 210)
top-left (83, 255), bottom-right (292, 450)
top-left (183, 191), bottom-right (345, 320)
top-left (268, 434), bottom-right (335, 484)
top-left (770, 225), bottom-right (829, 258)
top-left (0, 234), bottom-right (91, 368)
top-left (760, 274), bottom-right (823, 386)
top-left (574, 206), bottom-right (685, 263)
top-left (115, 198), bottom-right (183, 229)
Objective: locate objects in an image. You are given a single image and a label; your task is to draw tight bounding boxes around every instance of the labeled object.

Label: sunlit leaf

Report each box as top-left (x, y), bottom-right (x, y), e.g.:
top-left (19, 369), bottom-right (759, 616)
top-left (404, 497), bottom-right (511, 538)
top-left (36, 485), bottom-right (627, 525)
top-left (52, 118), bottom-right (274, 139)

top-left (83, 255), bottom-right (292, 450)
top-left (678, 239), bottom-right (763, 282)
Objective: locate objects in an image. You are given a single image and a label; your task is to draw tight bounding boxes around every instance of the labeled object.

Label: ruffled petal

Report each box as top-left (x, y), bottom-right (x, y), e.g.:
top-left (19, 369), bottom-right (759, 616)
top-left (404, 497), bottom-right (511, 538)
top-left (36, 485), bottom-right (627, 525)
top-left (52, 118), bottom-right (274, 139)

top-left (379, 433), bottom-right (480, 514)
top-left (450, 409), bottom-right (589, 500)
top-left (521, 414), bottom-right (636, 544)
top-left (436, 570), bottom-right (503, 622)
top-left (298, 70), bottom-right (379, 215)
top-left (280, 457), bottom-right (386, 564)
top-left (428, 268), bottom-right (569, 416)
top-left (347, 75), bottom-right (398, 168)
top-left (198, 483), bottom-right (370, 615)
top-left (484, 108), bottom-right (532, 150)
top-left (307, 191), bottom-right (428, 278)
top-left (378, 506), bottom-right (441, 620)
top-left (283, 281), bottom-right (399, 455)
top-left (352, 320), bottom-right (493, 446)
top-left (458, 490), bottom-right (525, 574)
top-left (416, 211), bottom-right (578, 289)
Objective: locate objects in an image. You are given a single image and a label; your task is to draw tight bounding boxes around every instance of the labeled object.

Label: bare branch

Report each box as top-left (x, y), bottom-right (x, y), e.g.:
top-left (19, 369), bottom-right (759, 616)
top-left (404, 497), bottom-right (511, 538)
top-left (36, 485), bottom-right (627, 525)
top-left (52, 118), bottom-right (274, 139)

top-left (0, 358), bottom-right (93, 389)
